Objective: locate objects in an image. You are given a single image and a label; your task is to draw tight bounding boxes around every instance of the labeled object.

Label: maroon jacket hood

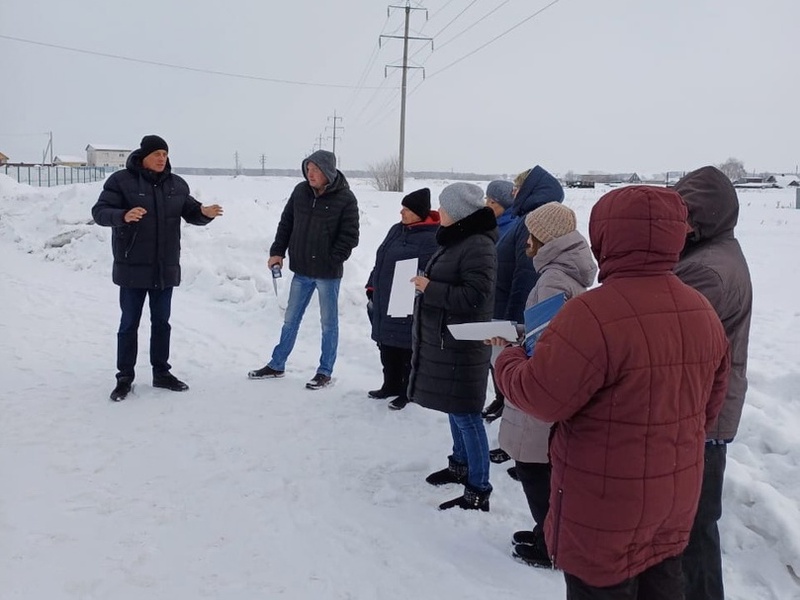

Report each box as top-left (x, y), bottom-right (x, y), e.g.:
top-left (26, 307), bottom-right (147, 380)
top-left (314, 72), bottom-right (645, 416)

top-left (589, 186), bottom-right (689, 283)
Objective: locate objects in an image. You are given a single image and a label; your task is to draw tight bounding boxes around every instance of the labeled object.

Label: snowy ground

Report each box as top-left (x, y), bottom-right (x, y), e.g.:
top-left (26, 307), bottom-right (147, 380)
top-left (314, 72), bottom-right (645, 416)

top-left (1, 173), bottom-right (798, 600)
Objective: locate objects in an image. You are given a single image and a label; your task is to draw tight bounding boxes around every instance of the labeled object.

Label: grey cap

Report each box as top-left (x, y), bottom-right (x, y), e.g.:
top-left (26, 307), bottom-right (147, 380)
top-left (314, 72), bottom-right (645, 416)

top-left (486, 180), bottom-right (514, 209)
top-left (438, 182), bottom-right (486, 222)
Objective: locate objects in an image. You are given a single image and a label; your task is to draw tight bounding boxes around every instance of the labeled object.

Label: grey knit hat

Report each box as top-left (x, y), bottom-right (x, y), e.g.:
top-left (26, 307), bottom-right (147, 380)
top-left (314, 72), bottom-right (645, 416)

top-left (438, 182), bottom-right (485, 222)
top-left (302, 150), bottom-right (338, 185)
top-left (486, 180), bottom-right (514, 209)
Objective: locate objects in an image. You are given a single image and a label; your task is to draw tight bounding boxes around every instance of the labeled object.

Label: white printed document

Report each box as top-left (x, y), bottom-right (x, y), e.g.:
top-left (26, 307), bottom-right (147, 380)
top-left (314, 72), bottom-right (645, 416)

top-left (447, 321), bottom-right (519, 342)
top-left (387, 258), bottom-right (418, 317)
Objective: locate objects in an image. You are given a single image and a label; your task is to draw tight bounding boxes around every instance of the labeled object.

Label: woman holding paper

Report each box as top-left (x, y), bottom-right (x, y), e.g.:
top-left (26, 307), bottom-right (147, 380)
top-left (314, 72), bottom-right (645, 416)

top-left (492, 202), bottom-right (597, 568)
top-left (365, 188), bottom-right (440, 410)
top-left (408, 182), bottom-right (498, 512)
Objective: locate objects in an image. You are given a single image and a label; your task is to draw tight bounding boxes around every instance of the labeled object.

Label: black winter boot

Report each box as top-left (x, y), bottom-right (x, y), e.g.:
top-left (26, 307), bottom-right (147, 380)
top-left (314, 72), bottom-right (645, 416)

top-left (110, 377), bottom-right (133, 402)
top-left (438, 485), bottom-right (491, 512)
top-left (425, 456), bottom-right (468, 486)
top-left (512, 524), bottom-right (552, 568)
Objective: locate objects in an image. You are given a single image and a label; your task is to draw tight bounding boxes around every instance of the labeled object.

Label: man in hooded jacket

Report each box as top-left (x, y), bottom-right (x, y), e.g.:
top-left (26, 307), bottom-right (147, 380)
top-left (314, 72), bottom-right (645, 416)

top-left (674, 166), bottom-right (753, 600)
top-left (248, 150), bottom-right (359, 390)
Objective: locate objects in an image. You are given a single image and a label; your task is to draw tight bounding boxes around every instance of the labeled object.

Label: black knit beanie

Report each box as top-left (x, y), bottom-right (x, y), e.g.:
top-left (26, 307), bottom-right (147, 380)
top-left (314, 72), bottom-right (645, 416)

top-left (140, 135), bottom-right (169, 156)
top-left (401, 187), bottom-right (431, 220)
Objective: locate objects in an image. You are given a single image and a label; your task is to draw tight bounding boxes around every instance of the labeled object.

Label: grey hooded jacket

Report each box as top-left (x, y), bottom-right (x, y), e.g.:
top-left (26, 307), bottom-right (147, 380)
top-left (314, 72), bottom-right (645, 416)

top-left (498, 229), bottom-right (597, 463)
top-left (674, 166), bottom-right (752, 441)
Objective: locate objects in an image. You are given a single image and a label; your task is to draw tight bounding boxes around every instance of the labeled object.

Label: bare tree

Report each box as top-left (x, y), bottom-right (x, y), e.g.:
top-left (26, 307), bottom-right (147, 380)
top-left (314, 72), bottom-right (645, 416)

top-left (717, 157), bottom-right (746, 182)
top-left (368, 156), bottom-right (402, 191)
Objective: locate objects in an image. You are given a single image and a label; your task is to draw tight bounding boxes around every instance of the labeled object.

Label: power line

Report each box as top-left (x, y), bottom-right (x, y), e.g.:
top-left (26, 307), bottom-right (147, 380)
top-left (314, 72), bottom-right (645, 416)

top-left (0, 33), bottom-right (387, 90)
top-left (436, 0), bottom-right (514, 53)
top-left (426, 0), bottom-right (563, 79)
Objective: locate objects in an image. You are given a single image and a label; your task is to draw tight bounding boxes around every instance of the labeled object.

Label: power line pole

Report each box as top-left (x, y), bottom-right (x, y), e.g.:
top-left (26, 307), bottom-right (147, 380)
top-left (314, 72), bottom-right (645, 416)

top-left (42, 131), bottom-right (53, 165)
top-left (234, 151), bottom-right (241, 176)
top-left (326, 110), bottom-right (343, 157)
top-left (260, 153), bottom-right (267, 175)
top-left (312, 133), bottom-right (324, 152)
top-left (381, 2), bottom-right (432, 192)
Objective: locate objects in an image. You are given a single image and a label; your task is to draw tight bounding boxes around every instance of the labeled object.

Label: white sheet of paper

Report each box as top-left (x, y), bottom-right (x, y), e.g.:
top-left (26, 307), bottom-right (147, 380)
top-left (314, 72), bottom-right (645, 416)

top-left (387, 258), bottom-right (418, 317)
top-left (447, 321), bottom-right (519, 341)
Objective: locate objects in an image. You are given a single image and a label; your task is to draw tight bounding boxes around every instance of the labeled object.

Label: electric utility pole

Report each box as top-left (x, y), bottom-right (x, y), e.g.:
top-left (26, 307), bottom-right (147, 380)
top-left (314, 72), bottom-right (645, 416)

top-left (326, 110), bottom-right (343, 157)
top-left (380, 2), bottom-right (432, 192)
top-left (42, 131), bottom-right (53, 165)
top-left (234, 151), bottom-right (241, 176)
top-left (260, 154), bottom-right (267, 175)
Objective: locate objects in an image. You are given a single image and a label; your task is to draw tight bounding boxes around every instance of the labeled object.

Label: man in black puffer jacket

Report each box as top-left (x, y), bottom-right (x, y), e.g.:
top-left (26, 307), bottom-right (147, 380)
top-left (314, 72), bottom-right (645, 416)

top-left (248, 150), bottom-right (359, 390)
top-left (92, 135), bottom-right (224, 402)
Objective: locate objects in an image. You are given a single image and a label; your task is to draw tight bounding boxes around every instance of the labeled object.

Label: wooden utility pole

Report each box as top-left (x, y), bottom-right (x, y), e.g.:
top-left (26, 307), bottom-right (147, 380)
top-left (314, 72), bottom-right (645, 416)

top-left (381, 2), bottom-right (431, 192)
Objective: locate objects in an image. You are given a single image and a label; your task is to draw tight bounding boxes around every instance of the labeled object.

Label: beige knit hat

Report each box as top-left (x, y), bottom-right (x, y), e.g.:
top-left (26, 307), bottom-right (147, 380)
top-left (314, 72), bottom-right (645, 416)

top-left (525, 203), bottom-right (577, 244)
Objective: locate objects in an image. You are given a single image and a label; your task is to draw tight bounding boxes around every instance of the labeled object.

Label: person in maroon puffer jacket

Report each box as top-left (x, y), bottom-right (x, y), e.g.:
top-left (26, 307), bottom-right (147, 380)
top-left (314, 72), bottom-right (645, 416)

top-left (496, 186), bottom-right (730, 599)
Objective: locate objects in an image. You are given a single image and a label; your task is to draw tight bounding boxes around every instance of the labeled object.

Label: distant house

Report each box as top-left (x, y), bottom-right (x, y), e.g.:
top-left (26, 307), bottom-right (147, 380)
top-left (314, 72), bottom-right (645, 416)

top-left (0, 151), bottom-right (8, 165)
top-left (54, 155), bottom-right (88, 167)
top-left (85, 144), bottom-right (132, 168)
top-left (565, 173), bottom-right (641, 187)
top-left (732, 175), bottom-right (799, 189)
top-left (772, 174), bottom-right (800, 188)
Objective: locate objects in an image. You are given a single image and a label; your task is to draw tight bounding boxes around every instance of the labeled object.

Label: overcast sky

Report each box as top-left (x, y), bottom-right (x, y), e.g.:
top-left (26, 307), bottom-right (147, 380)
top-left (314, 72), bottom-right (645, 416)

top-left (2, 0), bottom-right (798, 176)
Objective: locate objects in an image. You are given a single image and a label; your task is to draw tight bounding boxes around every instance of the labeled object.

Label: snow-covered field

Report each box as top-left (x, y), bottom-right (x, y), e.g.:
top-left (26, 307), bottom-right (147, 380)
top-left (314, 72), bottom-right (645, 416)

top-left (1, 173), bottom-right (798, 599)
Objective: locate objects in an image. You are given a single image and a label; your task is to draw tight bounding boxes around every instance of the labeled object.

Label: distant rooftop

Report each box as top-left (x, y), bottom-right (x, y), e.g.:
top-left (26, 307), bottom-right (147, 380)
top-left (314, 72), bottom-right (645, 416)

top-left (86, 144), bottom-right (132, 152)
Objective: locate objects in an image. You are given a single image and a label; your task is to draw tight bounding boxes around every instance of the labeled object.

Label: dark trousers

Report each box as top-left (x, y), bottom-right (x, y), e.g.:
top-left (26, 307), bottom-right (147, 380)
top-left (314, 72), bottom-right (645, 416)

top-left (565, 556), bottom-right (684, 600)
top-left (117, 287), bottom-right (173, 380)
top-left (515, 460), bottom-right (551, 527)
top-left (682, 443), bottom-right (727, 600)
top-left (379, 344), bottom-right (412, 397)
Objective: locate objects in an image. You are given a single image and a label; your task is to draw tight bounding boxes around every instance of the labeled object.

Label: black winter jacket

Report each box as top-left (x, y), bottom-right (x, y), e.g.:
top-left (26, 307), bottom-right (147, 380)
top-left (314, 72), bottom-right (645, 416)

top-left (367, 212), bottom-right (440, 349)
top-left (494, 165), bottom-right (563, 322)
top-left (270, 171), bottom-right (359, 279)
top-left (408, 207), bottom-right (497, 414)
top-left (91, 150), bottom-right (212, 289)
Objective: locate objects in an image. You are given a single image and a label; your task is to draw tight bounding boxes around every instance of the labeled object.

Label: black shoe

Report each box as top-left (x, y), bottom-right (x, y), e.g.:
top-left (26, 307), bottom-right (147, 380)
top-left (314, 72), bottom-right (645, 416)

top-left (306, 373), bottom-right (332, 390)
top-left (248, 365), bottom-right (285, 379)
top-left (153, 373), bottom-right (189, 392)
top-left (512, 530), bottom-right (539, 546)
top-left (512, 540), bottom-right (552, 568)
top-left (426, 457), bottom-right (468, 486)
top-left (489, 448), bottom-right (512, 464)
top-left (368, 387), bottom-right (401, 399)
top-left (482, 398), bottom-right (505, 422)
top-left (438, 485), bottom-right (491, 512)
top-left (507, 466), bottom-right (520, 481)
top-left (388, 396), bottom-right (409, 410)
top-left (109, 378), bottom-right (133, 402)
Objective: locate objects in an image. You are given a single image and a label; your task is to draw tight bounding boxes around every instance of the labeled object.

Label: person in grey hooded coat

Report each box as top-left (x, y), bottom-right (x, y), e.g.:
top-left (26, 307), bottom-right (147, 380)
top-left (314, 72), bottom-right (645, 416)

top-left (674, 166), bottom-right (752, 600)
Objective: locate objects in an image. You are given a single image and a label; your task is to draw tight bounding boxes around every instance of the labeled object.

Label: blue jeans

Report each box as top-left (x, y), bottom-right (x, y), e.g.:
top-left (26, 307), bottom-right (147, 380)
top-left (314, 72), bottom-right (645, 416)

top-left (117, 287), bottom-right (173, 380)
top-left (449, 412), bottom-right (492, 492)
top-left (268, 274), bottom-right (341, 376)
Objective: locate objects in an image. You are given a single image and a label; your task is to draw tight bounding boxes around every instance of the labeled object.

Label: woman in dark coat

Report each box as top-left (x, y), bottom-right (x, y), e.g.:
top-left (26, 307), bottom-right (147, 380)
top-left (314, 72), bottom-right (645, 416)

top-left (366, 188), bottom-right (440, 410)
top-left (408, 182), bottom-right (497, 511)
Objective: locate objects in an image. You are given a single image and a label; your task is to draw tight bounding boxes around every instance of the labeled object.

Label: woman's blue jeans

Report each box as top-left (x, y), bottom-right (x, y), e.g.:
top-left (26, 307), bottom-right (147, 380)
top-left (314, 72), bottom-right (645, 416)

top-left (449, 412), bottom-right (492, 492)
top-left (268, 274), bottom-right (341, 376)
